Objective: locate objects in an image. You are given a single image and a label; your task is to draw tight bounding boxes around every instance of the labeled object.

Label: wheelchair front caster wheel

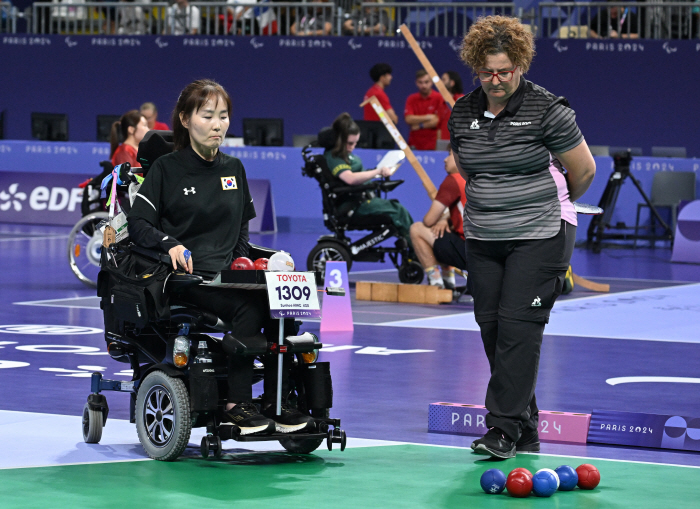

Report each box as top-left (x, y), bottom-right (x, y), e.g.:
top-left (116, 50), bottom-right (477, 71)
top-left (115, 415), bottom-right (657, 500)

top-left (82, 402), bottom-right (104, 443)
top-left (201, 435), bottom-right (223, 459)
top-left (398, 260), bottom-right (424, 285)
top-left (326, 428), bottom-right (347, 452)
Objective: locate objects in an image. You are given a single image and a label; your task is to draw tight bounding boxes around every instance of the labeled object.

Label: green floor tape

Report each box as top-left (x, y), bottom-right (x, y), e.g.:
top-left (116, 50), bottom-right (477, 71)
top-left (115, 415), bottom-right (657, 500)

top-left (0, 445), bottom-right (697, 508)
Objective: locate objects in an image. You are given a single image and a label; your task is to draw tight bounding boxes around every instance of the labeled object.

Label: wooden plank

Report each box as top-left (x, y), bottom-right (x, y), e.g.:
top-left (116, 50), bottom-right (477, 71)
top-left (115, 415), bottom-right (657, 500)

top-left (572, 273), bottom-right (610, 293)
top-left (398, 284), bottom-right (427, 304)
top-left (355, 281), bottom-right (372, 301)
top-left (371, 282), bottom-right (399, 302)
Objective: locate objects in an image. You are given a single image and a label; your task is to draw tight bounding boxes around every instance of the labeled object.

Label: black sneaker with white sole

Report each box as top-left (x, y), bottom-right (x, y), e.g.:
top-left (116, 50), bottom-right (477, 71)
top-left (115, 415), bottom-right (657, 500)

top-left (263, 404), bottom-right (315, 434)
top-left (516, 427), bottom-right (540, 452)
top-left (471, 427), bottom-right (516, 459)
top-left (223, 402), bottom-right (275, 436)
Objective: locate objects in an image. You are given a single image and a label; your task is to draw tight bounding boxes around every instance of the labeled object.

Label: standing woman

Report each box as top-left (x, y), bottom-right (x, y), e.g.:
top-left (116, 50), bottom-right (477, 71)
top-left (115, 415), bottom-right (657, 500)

top-left (110, 110), bottom-right (149, 167)
top-left (448, 16), bottom-right (595, 459)
top-left (128, 80), bottom-right (314, 435)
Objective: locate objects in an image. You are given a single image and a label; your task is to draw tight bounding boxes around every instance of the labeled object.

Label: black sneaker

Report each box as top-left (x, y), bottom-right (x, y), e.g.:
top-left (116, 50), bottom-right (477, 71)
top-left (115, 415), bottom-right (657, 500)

top-left (263, 403), bottom-right (315, 434)
top-left (516, 427), bottom-right (540, 452)
top-left (471, 427), bottom-right (516, 459)
top-left (222, 402), bottom-right (275, 436)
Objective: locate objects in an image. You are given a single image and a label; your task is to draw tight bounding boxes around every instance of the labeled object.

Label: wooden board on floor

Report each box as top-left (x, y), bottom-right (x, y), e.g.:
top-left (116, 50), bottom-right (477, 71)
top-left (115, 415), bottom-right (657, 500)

top-left (356, 281), bottom-right (452, 305)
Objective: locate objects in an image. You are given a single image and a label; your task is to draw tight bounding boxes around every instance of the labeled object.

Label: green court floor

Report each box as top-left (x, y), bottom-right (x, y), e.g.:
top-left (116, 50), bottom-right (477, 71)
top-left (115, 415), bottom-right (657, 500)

top-left (1, 444), bottom-right (697, 508)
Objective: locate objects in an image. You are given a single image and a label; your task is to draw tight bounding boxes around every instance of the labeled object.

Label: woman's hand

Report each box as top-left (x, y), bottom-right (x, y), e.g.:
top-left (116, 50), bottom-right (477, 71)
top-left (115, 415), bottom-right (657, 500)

top-left (431, 219), bottom-right (451, 238)
top-left (378, 166), bottom-right (394, 178)
top-left (168, 245), bottom-right (193, 274)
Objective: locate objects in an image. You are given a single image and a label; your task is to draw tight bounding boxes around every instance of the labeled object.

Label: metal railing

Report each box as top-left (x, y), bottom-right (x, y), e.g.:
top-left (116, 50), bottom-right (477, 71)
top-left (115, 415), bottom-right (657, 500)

top-left (1, 2), bottom-right (17, 33)
top-left (351, 2), bottom-right (519, 37)
top-left (538, 2), bottom-right (699, 39)
top-left (31, 2), bottom-right (169, 35)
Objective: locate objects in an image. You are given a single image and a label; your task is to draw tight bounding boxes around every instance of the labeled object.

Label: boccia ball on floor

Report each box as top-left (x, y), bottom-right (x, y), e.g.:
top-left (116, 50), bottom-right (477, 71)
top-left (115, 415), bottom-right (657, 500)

top-left (510, 467), bottom-right (532, 479)
top-left (555, 465), bottom-right (579, 491)
top-left (505, 470), bottom-right (532, 498)
top-left (532, 469), bottom-right (559, 497)
top-left (576, 464), bottom-right (601, 489)
top-left (480, 469), bottom-right (506, 494)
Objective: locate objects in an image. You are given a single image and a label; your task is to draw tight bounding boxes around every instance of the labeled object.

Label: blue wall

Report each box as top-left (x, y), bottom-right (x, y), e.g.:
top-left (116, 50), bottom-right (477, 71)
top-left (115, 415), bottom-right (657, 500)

top-left (1, 35), bottom-right (699, 157)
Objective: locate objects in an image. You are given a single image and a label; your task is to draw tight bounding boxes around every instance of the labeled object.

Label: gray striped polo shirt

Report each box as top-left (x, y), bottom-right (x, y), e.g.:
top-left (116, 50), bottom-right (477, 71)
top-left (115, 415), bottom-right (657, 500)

top-left (448, 79), bottom-right (583, 240)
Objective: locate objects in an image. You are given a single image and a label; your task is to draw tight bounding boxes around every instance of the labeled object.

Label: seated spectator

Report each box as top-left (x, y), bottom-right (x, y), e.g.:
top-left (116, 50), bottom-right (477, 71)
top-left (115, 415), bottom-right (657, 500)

top-left (117, 0), bottom-right (146, 35)
top-left (589, 1), bottom-right (639, 38)
top-left (291, 0), bottom-right (333, 36)
top-left (166, 0), bottom-right (200, 35)
top-left (110, 110), bottom-right (149, 167)
top-left (342, 0), bottom-right (390, 36)
top-left (140, 102), bottom-right (169, 131)
top-left (226, 0), bottom-right (257, 35)
top-left (409, 147), bottom-right (467, 289)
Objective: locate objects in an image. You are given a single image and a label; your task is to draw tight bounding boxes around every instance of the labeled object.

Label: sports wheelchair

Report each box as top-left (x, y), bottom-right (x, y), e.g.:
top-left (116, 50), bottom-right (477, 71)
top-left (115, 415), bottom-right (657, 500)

top-left (81, 132), bottom-right (346, 461)
top-left (301, 131), bottom-right (424, 284)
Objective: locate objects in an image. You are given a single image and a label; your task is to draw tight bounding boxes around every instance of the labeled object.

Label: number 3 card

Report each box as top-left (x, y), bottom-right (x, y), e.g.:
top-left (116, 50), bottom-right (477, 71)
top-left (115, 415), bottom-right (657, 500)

top-left (265, 272), bottom-right (321, 319)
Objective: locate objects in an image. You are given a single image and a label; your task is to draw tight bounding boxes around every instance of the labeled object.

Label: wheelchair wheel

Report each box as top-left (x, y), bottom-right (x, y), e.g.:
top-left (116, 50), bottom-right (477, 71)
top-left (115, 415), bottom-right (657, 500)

top-left (307, 241), bottom-right (352, 274)
top-left (82, 402), bottom-right (104, 443)
top-left (278, 409), bottom-right (329, 454)
top-left (67, 212), bottom-right (109, 288)
top-left (398, 260), bottom-right (424, 285)
top-left (135, 371), bottom-right (192, 461)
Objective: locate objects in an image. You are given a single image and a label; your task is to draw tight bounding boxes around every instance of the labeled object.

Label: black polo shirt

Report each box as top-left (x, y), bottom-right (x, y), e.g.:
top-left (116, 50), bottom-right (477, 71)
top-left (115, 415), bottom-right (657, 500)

top-left (129, 145), bottom-right (256, 274)
top-left (448, 79), bottom-right (583, 240)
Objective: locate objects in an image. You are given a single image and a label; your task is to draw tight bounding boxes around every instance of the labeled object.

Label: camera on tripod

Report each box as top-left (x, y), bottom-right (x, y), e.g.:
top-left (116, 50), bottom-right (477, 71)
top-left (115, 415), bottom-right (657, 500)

top-left (587, 150), bottom-right (672, 253)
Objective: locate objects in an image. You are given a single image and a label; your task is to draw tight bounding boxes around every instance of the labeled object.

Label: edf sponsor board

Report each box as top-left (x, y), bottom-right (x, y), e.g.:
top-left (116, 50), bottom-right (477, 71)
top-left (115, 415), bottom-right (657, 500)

top-left (0, 172), bottom-right (85, 225)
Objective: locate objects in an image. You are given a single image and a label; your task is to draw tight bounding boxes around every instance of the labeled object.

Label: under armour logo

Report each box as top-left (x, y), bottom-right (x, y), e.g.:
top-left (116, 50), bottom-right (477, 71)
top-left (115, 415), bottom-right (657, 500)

top-left (470, 119), bottom-right (480, 130)
top-left (531, 296), bottom-right (541, 307)
top-left (183, 187), bottom-right (196, 195)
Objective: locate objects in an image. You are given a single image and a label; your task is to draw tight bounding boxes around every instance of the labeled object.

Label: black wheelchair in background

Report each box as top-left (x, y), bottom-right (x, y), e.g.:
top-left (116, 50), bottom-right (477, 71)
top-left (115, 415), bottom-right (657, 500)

top-left (82, 132), bottom-right (346, 461)
top-left (301, 130), bottom-right (424, 284)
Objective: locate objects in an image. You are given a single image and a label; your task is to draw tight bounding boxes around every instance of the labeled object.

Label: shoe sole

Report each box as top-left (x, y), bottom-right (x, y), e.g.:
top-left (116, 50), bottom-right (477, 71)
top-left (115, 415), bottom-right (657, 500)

top-left (275, 423), bottom-right (311, 433)
top-left (222, 422), bottom-right (275, 436)
top-left (473, 443), bottom-right (516, 459)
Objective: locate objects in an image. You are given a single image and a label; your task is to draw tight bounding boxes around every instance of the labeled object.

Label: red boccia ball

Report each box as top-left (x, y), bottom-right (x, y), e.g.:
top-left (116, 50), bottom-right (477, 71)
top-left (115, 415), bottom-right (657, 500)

top-left (576, 464), bottom-right (600, 490)
top-left (231, 257), bottom-right (255, 270)
top-left (254, 258), bottom-right (269, 270)
top-left (510, 468), bottom-right (533, 479)
top-left (506, 471), bottom-right (533, 498)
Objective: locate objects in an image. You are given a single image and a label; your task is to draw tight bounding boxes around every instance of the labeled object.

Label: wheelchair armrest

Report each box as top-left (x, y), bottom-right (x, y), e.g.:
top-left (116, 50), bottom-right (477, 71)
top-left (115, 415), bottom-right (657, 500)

top-left (166, 272), bottom-right (205, 293)
top-left (130, 244), bottom-right (172, 266)
top-left (331, 181), bottom-right (382, 195)
top-left (377, 179), bottom-right (403, 193)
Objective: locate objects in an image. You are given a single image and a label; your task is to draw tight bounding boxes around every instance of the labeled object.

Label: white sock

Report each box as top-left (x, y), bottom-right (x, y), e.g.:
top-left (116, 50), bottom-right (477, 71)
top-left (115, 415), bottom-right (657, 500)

top-left (426, 265), bottom-right (443, 286)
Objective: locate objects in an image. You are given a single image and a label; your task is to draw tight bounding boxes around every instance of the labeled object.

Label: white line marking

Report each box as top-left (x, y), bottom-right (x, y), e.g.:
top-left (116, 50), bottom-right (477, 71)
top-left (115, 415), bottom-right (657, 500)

top-left (607, 376), bottom-right (700, 386)
top-left (0, 235), bottom-right (68, 242)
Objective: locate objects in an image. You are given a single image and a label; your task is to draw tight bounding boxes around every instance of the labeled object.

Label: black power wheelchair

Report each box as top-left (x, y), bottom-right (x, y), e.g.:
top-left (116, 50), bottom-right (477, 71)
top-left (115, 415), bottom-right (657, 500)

top-left (301, 129), bottom-right (424, 284)
top-left (82, 132), bottom-right (346, 461)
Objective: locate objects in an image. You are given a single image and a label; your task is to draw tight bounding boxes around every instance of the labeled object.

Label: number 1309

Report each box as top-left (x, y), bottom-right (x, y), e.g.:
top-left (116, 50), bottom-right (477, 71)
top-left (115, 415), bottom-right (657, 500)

top-left (275, 286), bottom-right (311, 301)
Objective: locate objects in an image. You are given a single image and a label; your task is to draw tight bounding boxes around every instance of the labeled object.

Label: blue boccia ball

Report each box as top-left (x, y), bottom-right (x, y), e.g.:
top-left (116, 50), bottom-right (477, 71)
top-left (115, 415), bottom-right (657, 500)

top-left (532, 470), bottom-right (559, 497)
top-left (480, 468), bottom-right (507, 494)
top-left (555, 465), bottom-right (579, 491)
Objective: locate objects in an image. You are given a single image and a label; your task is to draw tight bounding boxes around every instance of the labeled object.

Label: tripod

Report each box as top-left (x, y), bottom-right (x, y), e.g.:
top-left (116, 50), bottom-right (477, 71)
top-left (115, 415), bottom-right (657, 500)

top-left (587, 151), bottom-right (673, 253)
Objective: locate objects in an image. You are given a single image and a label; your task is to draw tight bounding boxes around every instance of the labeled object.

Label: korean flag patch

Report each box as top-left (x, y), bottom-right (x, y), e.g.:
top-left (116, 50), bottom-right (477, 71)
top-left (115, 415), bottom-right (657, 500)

top-left (221, 176), bottom-right (238, 190)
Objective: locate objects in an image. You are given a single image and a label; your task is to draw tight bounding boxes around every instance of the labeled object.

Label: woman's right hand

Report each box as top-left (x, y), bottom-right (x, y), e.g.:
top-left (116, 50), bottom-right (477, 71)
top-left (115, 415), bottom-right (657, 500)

top-left (168, 245), bottom-right (193, 274)
top-left (378, 166), bottom-right (394, 178)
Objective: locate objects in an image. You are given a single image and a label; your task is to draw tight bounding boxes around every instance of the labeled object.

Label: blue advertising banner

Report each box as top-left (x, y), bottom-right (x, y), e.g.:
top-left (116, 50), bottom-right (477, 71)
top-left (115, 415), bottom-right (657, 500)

top-left (588, 410), bottom-right (700, 452)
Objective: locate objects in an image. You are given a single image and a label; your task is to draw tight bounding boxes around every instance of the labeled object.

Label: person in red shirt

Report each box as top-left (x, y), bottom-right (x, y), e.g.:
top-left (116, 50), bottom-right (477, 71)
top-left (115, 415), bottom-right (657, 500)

top-left (404, 69), bottom-right (443, 150)
top-left (409, 147), bottom-right (467, 289)
top-left (438, 71), bottom-right (465, 140)
top-left (110, 110), bottom-right (149, 167)
top-left (140, 102), bottom-right (170, 131)
top-left (363, 63), bottom-right (398, 124)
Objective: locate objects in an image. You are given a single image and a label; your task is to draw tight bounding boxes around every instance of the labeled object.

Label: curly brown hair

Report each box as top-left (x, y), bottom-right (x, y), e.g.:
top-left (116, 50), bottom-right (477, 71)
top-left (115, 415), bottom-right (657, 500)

top-left (460, 16), bottom-right (535, 76)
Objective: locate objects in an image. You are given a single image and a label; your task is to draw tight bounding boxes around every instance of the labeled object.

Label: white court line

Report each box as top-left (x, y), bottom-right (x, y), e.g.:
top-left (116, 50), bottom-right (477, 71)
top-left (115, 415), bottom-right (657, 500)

top-left (349, 268), bottom-right (396, 275)
top-left (0, 235), bottom-right (68, 242)
top-left (14, 296), bottom-right (99, 310)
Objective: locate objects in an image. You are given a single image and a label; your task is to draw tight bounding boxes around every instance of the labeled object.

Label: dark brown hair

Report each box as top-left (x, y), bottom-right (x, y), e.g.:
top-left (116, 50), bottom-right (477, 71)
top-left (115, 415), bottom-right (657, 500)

top-left (109, 110), bottom-right (143, 157)
top-left (415, 69), bottom-right (429, 80)
top-left (460, 15), bottom-right (535, 78)
top-left (172, 79), bottom-right (232, 151)
top-left (331, 112), bottom-right (360, 162)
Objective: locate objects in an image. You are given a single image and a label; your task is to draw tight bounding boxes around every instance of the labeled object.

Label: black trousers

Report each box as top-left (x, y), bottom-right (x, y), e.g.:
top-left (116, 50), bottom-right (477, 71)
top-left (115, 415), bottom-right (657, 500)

top-left (177, 286), bottom-right (296, 405)
top-left (467, 220), bottom-right (576, 442)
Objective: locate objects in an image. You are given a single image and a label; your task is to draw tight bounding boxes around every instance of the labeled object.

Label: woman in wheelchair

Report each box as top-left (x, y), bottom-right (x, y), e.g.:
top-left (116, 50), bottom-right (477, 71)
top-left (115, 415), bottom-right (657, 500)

top-left (127, 79), bottom-right (314, 436)
top-left (110, 110), bottom-right (149, 168)
top-left (325, 112), bottom-right (414, 245)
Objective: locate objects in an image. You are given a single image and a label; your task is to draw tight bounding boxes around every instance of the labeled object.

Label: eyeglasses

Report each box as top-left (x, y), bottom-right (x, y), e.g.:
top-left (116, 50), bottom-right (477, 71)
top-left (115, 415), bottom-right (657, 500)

top-left (477, 67), bottom-right (518, 82)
